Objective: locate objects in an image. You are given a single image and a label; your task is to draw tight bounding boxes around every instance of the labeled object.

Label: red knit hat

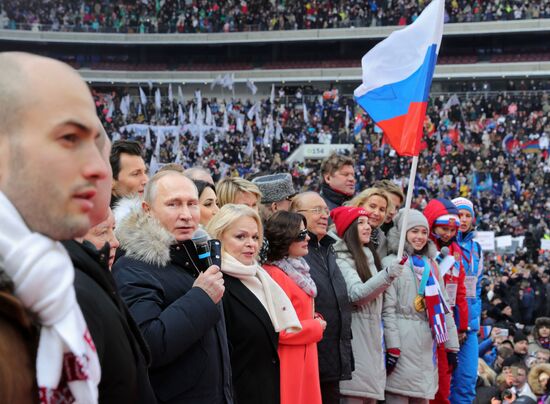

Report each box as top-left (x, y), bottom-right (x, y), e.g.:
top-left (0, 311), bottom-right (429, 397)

top-left (330, 206), bottom-right (370, 238)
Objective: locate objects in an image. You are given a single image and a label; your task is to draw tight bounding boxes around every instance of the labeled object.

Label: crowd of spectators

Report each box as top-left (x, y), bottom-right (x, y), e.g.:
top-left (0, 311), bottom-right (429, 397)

top-left (2, 0), bottom-right (550, 33)
top-left (96, 80), bottom-right (550, 243)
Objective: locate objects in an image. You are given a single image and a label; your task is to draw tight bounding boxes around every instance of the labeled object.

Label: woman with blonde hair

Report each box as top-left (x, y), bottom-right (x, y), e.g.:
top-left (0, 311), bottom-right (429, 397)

top-left (348, 187), bottom-right (392, 258)
top-left (216, 177), bottom-right (262, 211)
top-left (206, 204), bottom-right (301, 404)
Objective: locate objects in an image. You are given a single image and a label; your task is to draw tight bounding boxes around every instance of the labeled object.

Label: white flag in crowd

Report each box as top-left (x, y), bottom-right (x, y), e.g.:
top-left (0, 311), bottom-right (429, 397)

top-left (106, 99), bottom-right (115, 119)
top-left (345, 105), bottom-right (350, 132)
top-left (168, 84), bottom-right (174, 103)
top-left (172, 132), bottom-right (180, 156)
top-left (270, 84), bottom-right (275, 105)
top-left (303, 102), bottom-right (309, 124)
top-left (189, 104), bottom-right (195, 124)
top-left (443, 94), bottom-right (460, 111)
top-left (223, 109), bottom-right (229, 131)
top-left (223, 73), bottom-right (235, 90)
top-left (211, 74), bottom-right (223, 90)
top-left (247, 102), bottom-right (259, 120)
top-left (246, 79), bottom-right (257, 95)
top-left (195, 90), bottom-right (202, 110)
top-left (236, 114), bottom-right (244, 133)
top-left (178, 104), bottom-right (185, 124)
top-left (255, 111), bottom-right (262, 130)
top-left (139, 87), bottom-right (147, 105)
top-left (155, 88), bottom-right (162, 111)
top-left (245, 124), bottom-right (254, 156)
top-left (178, 85), bottom-right (185, 104)
top-left (275, 120), bottom-right (283, 141)
top-left (206, 104), bottom-right (213, 126)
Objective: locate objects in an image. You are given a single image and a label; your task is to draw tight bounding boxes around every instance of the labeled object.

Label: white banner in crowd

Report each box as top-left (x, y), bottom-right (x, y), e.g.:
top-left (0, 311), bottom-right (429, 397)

top-left (541, 239), bottom-right (550, 251)
top-left (474, 231), bottom-right (495, 252)
top-left (495, 235), bottom-right (513, 249)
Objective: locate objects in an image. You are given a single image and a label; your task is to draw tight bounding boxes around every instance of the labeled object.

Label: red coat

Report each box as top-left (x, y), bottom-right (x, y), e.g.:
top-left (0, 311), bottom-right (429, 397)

top-left (263, 264), bottom-right (323, 404)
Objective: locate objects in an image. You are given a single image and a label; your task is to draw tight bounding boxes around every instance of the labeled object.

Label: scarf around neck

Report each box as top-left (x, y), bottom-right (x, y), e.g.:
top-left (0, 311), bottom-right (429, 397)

top-left (271, 257), bottom-right (317, 297)
top-left (221, 253), bottom-right (301, 333)
top-left (0, 192), bottom-right (100, 404)
top-left (411, 254), bottom-right (450, 344)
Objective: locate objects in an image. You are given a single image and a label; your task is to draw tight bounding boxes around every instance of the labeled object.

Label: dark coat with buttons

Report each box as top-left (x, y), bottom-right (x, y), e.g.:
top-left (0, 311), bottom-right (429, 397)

top-left (304, 232), bottom-right (353, 383)
top-left (222, 274), bottom-right (280, 404)
top-left (112, 207), bottom-right (233, 404)
top-left (63, 240), bottom-right (157, 404)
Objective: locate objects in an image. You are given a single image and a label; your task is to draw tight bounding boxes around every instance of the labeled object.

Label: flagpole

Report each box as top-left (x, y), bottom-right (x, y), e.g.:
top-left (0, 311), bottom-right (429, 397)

top-left (396, 154), bottom-right (419, 260)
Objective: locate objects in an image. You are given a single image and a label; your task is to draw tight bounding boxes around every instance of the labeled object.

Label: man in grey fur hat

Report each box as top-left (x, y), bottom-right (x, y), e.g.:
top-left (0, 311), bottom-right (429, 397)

top-left (252, 173), bottom-right (296, 221)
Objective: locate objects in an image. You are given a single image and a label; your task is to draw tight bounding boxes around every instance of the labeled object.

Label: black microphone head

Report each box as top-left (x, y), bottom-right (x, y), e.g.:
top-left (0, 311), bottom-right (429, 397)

top-left (192, 228), bottom-right (210, 245)
top-left (440, 246), bottom-right (450, 257)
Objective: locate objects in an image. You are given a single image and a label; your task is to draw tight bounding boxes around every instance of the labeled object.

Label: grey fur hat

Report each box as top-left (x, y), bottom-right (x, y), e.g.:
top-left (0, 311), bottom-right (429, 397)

top-left (252, 173), bottom-right (296, 204)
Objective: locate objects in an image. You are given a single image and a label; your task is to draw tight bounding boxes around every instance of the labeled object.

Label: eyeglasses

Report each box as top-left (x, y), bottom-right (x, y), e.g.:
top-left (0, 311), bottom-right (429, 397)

top-left (295, 229), bottom-right (309, 241)
top-left (298, 207), bottom-right (330, 215)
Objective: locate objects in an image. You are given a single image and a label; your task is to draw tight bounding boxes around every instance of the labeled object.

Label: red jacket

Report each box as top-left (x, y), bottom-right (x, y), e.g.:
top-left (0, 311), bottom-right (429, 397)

top-left (263, 264), bottom-right (323, 404)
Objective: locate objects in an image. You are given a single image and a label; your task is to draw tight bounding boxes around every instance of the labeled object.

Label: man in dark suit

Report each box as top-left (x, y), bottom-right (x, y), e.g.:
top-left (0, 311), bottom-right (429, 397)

top-left (112, 170), bottom-right (233, 404)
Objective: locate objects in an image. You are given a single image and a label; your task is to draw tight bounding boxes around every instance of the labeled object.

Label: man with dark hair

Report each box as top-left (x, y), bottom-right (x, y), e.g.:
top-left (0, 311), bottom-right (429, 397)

top-left (319, 153), bottom-right (356, 211)
top-left (110, 140), bottom-right (148, 206)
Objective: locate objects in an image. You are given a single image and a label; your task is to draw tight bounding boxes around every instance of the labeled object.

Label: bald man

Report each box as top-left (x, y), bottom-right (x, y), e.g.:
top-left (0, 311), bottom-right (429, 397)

top-left (0, 53), bottom-right (108, 402)
top-left (290, 192), bottom-right (353, 403)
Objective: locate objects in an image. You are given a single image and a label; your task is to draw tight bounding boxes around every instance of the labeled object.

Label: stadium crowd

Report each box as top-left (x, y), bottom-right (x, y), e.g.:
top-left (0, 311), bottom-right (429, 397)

top-left (1, 53), bottom-right (550, 404)
top-left (2, 0), bottom-right (550, 33)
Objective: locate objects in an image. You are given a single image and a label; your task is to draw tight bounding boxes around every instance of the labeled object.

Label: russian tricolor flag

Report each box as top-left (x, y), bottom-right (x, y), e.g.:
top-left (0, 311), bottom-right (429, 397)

top-left (354, 0), bottom-right (444, 156)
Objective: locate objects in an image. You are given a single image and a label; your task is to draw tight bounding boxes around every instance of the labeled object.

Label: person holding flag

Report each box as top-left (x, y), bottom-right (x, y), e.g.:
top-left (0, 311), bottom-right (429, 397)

top-left (450, 197), bottom-right (484, 404)
top-left (382, 209), bottom-right (459, 403)
top-left (423, 198), bottom-right (469, 404)
top-left (352, 0), bottom-right (453, 401)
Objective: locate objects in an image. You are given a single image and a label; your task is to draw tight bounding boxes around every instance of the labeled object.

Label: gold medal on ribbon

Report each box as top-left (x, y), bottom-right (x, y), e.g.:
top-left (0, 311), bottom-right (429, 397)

top-left (414, 295), bottom-right (426, 312)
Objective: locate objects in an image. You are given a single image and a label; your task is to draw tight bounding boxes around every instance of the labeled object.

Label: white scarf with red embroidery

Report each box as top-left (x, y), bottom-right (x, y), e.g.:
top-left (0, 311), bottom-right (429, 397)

top-left (0, 192), bottom-right (100, 403)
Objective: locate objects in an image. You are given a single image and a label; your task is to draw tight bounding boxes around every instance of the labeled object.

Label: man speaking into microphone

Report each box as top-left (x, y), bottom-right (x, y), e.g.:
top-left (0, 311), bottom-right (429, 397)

top-left (112, 170), bottom-right (233, 404)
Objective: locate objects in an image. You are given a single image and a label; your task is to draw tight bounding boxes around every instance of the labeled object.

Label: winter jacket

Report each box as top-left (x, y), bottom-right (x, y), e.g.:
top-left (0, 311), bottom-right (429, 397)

top-left (320, 183), bottom-right (353, 212)
top-left (528, 363), bottom-right (550, 396)
top-left (64, 240), bottom-right (157, 404)
top-left (382, 228), bottom-right (459, 399)
top-left (528, 317), bottom-right (550, 355)
top-left (263, 264), bottom-right (323, 404)
top-left (303, 232), bottom-right (353, 383)
top-left (456, 230), bottom-right (483, 331)
top-left (332, 232), bottom-right (394, 400)
top-left (222, 274), bottom-right (280, 404)
top-left (112, 207), bottom-right (233, 404)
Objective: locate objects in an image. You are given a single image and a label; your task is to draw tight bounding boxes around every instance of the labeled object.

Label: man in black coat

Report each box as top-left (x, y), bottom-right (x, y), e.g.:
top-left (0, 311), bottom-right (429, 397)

top-left (112, 171), bottom-right (232, 404)
top-left (319, 153), bottom-right (356, 211)
top-left (291, 192), bottom-right (353, 404)
top-left (63, 239), bottom-right (157, 404)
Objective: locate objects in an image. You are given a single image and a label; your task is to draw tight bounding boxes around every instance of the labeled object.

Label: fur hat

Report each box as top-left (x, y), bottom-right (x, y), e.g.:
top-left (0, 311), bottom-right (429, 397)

top-left (252, 173), bottom-right (296, 204)
top-left (330, 206), bottom-right (369, 238)
top-left (528, 363), bottom-right (550, 395)
top-left (513, 331), bottom-right (528, 343)
top-left (423, 198), bottom-right (460, 230)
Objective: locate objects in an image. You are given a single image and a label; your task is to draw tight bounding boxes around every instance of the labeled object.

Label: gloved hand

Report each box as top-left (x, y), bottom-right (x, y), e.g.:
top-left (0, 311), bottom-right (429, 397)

top-left (386, 348), bottom-right (401, 375)
top-left (446, 351), bottom-right (458, 372)
top-left (386, 259), bottom-right (405, 280)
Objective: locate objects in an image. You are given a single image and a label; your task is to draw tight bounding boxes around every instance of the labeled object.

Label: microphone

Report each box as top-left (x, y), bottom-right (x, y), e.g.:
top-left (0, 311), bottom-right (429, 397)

top-left (436, 247), bottom-right (450, 264)
top-left (191, 228), bottom-right (222, 271)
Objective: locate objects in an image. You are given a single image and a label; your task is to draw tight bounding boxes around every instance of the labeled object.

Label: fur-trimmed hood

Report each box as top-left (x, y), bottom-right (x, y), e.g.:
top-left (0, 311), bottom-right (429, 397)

top-left (532, 317), bottom-right (550, 340)
top-left (528, 363), bottom-right (550, 395)
top-left (114, 197), bottom-right (175, 267)
top-left (386, 224), bottom-right (438, 258)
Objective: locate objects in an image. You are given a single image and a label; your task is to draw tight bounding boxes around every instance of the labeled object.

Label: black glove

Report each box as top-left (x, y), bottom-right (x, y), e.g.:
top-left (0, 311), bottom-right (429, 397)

top-left (446, 351), bottom-right (458, 372)
top-left (386, 349), bottom-right (400, 375)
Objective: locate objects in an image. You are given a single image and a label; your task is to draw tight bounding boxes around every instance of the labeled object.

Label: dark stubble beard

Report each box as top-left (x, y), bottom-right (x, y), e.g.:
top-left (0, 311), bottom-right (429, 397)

top-left (4, 140), bottom-right (90, 240)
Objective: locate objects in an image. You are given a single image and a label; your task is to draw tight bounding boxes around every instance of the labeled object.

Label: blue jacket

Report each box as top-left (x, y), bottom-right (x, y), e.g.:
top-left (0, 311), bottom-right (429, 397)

top-left (456, 230), bottom-right (483, 331)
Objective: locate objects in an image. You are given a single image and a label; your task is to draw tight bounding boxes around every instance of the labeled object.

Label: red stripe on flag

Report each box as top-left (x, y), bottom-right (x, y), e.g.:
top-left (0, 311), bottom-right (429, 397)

top-left (377, 101), bottom-right (427, 156)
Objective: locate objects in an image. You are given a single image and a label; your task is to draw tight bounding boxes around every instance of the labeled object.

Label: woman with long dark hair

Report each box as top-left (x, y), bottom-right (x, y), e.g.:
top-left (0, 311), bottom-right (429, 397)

top-left (328, 206), bottom-right (403, 403)
top-left (263, 210), bottom-right (325, 404)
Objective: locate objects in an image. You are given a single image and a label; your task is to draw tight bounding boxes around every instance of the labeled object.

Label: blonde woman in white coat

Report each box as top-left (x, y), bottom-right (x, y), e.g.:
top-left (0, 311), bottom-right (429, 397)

top-left (329, 206), bottom-right (404, 404)
top-left (382, 209), bottom-right (459, 404)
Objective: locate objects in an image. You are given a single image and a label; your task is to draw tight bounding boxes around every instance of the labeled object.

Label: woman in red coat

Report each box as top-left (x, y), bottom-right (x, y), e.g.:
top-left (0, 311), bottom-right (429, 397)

top-left (263, 211), bottom-right (326, 404)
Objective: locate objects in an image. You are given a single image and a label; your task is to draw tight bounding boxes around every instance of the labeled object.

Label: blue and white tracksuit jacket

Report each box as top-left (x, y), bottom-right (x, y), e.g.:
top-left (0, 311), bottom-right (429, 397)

top-left (450, 230), bottom-right (483, 404)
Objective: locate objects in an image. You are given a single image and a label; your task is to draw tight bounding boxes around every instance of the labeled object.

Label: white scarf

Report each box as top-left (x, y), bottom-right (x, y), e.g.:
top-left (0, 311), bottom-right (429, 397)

top-left (0, 192), bottom-right (100, 403)
top-left (222, 253), bottom-right (302, 333)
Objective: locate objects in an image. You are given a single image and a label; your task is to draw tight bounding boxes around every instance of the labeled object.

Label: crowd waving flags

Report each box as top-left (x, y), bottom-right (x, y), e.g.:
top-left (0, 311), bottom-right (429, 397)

top-left (354, 0), bottom-right (445, 258)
